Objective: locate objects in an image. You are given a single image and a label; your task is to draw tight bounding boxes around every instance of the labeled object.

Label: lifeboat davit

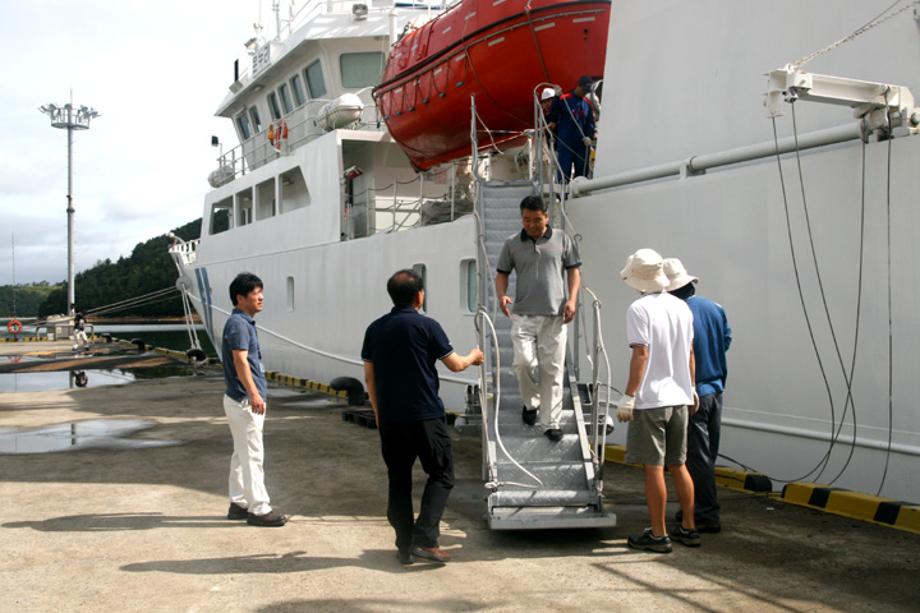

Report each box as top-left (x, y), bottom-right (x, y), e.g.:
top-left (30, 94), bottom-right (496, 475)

top-left (373, 0), bottom-right (611, 171)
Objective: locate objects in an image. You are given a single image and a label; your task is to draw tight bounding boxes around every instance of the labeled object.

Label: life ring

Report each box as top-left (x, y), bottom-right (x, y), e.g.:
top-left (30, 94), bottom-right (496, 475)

top-left (7, 319), bottom-right (22, 335)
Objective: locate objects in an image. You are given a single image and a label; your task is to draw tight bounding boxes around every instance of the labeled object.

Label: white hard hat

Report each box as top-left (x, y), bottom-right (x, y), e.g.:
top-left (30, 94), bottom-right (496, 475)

top-left (540, 87), bottom-right (556, 101)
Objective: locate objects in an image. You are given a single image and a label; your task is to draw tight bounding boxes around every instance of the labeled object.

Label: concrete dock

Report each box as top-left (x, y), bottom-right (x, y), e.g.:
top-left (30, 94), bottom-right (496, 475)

top-left (1, 341), bottom-right (918, 612)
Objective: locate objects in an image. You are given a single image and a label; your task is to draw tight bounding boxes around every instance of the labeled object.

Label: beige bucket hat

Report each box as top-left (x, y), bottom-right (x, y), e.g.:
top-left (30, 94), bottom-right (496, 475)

top-left (663, 257), bottom-right (699, 292)
top-left (620, 248), bottom-right (669, 293)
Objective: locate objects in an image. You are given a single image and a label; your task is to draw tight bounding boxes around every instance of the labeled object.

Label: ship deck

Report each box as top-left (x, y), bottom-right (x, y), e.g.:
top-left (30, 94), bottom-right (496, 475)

top-left (1, 341), bottom-right (917, 612)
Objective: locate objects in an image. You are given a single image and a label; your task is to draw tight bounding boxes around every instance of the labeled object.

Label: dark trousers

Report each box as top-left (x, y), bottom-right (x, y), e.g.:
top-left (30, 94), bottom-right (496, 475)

top-left (687, 392), bottom-right (722, 523)
top-left (556, 141), bottom-right (589, 181)
top-left (379, 417), bottom-right (454, 551)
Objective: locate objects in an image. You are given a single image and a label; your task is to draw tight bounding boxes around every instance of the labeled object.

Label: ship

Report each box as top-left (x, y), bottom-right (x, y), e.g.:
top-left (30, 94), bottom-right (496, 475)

top-left (171, 0), bottom-right (920, 525)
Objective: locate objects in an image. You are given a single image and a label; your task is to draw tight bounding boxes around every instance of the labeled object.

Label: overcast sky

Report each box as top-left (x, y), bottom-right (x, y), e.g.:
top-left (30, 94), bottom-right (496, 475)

top-left (0, 1), bottom-right (263, 284)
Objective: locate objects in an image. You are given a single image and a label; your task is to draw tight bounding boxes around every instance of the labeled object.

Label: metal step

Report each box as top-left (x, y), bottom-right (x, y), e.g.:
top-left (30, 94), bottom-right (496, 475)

top-left (488, 505), bottom-right (617, 530)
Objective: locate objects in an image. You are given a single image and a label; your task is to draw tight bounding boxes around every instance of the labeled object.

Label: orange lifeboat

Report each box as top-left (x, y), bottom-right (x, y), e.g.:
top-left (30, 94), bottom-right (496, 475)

top-left (374, 0), bottom-right (611, 170)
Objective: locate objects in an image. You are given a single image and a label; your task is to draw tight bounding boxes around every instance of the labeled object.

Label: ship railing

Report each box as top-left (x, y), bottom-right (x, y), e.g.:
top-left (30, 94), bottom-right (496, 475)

top-left (167, 238), bottom-right (200, 267)
top-left (347, 163), bottom-right (462, 236)
top-left (213, 92), bottom-right (385, 183)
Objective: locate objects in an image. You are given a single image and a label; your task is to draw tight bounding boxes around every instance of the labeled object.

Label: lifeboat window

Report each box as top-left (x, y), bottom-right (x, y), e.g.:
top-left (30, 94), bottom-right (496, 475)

top-left (267, 92), bottom-right (282, 121)
top-left (290, 74), bottom-right (306, 107)
top-left (340, 52), bottom-right (385, 88)
top-left (460, 259), bottom-right (477, 313)
top-left (412, 263), bottom-right (428, 312)
top-left (278, 83), bottom-right (293, 115)
top-left (209, 197), bottom-right (233, 235)
top-left (248, 106), bottom-right (263, 134)
top-left (305, 60), bottom-right (327, 99)
top-left (235, 112), bottom-right (252, 140)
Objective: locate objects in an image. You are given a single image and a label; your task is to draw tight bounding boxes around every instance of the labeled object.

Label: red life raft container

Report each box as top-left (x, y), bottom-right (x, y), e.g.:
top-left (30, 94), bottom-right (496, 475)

top-left (374, 0), bottom-right (611, 170)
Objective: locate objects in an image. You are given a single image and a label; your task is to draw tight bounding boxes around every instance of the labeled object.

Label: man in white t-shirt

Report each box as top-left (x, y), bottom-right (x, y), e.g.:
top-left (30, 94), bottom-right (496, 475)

top-left (617, 248), bottom-right (700, 553)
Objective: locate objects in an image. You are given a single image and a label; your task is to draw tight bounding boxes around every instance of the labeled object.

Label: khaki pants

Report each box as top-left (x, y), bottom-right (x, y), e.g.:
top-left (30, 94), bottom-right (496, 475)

top-left (223, 394), bottom-right (272, 516)
top-left (510, 314), bottom-right (567, 429)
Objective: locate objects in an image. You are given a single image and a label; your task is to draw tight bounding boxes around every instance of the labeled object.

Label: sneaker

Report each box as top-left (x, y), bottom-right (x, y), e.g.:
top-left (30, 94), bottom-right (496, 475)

top-left (247, 510), bottom-right (288, 527)
top-left (227, 502), bottom-right (248, 520)
top-left (543, 428), bottom-right (563, 442)
top-left (411, 546), bottom-right (450, 564)
top-left (521, 406), bottom-right (538, 426)
top-left (627, 528), bottom-right (672, 553)
top-left (670, 524), bottom-right (701, 547)
top-left (396, 549), bottom-right (415, 565)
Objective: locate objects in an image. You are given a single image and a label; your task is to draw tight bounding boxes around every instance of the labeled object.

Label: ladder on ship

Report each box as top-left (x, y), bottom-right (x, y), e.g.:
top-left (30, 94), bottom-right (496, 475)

top-left (474, 179), bottom-right (616, 530)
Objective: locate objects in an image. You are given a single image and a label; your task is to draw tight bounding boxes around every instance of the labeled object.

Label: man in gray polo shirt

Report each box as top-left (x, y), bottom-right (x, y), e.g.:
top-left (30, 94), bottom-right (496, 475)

top-left (495, 195), bottom-right (581, 441)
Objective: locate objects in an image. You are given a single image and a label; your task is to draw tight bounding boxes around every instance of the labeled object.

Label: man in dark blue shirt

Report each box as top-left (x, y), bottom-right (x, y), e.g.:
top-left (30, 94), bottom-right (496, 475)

top-left (221, 272), bottom-right (286, 528)
top-left (553, 75), bottom-right (597, 181)
top-left (362, 269), bottom-right (483, 565)
top-left (665, 258), bottom-right (732, 532)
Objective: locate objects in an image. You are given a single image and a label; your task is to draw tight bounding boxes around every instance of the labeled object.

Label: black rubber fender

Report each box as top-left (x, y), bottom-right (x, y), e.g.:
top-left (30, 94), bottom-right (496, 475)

top-left (186, 348), bottom-right (208, 364)
top-left (330, 376), bottom-right (365, 406)
top-left (130, 338), bottom-right (146, 352)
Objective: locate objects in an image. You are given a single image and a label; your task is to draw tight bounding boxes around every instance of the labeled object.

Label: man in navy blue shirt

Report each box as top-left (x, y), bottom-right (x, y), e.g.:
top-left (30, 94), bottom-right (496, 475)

top-left (221, 272), bottom-right (286, 528)
top-left (665, 258), bottom-right (732, 532)
top-left (553, 75), bottom-right (596, 181)
top-left (362, 269), bottom-right (483, 565)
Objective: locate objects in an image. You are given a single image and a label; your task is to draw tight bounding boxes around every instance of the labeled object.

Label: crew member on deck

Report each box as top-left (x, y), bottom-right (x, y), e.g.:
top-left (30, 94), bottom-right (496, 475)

top-left (553, 75), bottom-right (596, 181)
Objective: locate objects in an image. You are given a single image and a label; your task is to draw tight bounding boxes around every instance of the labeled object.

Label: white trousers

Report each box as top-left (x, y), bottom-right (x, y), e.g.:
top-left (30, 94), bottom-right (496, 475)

top-left (223, 394), bottom-right (272, 516)
top-left (72, 330), bottom-right (88, 346)
top-left (510, 314), bottom-right (567, 429)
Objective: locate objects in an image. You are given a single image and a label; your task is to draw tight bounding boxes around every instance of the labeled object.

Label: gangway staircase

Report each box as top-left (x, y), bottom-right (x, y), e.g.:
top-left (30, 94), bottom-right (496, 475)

top-left (475, 180), bottom-right (616, 530)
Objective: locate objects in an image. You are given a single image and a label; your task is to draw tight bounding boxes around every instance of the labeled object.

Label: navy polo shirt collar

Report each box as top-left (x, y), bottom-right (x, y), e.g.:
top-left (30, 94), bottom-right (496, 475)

top-left (390, 305), bottom-right (417, 314)
top-left (232, 307), bottom-right (255, 325)
top-left (520, 226), bottom-right (553, 242)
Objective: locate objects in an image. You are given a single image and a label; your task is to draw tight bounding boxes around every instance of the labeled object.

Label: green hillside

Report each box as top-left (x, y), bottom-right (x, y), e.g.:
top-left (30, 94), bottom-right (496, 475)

top-left (35, 218), bottom-right (202, 318)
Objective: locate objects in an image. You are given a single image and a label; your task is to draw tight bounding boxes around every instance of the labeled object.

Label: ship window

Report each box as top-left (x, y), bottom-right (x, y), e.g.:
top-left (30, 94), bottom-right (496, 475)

top-left (290, 74), bottom-right (306, 107)
top-left (256, 178), bottom-right (276, 220)
top-left (412, 263), bottom-right (427, 312)
top-left (248, 106), bottom-right (263, 134)
top-left (340, 52), bottom-right (385, 88)
top-left (286, 276), bottom-right (295, 312)
top-left (267, 92), bottom-right (282, 120)
top-left (235, 112), bottom-right (252, 140)
top-left (210, 197), bottom-right (233, 235)
top-left (278, 83), bottom-right (293, 114)
top-left (305, 60), bottom-right (327, 98)
top-left (280, 167), bottom-right (311, 213)
top-left (236, 188), bottom-right (253, 227)
top-left (460, 259), bottom-right (477, 313)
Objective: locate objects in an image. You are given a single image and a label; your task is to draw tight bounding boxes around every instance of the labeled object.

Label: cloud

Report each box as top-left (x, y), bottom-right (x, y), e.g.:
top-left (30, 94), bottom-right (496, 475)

top-left (0, 0), bottom-right (256, 283)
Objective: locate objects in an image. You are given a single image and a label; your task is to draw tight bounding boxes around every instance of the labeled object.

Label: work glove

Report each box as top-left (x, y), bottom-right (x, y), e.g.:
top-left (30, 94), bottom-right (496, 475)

top-left (582, 136), bottom-right (593, 147)
top-left (689, 390), bottom-right (700, 416)
top-left (617, 394), bottom-right (636, 422)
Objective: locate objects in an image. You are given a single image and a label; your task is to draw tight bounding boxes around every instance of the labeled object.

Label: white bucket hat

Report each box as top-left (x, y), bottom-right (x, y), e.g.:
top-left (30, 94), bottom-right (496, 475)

top-left (620, 248), bottom-right (669, 293)
top-left (663, 257), bottom-right (699, 292)
top-left (540, 87), bottom-right (556, 101)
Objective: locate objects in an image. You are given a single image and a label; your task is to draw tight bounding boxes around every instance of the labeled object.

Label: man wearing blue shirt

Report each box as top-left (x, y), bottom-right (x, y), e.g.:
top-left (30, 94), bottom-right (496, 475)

top-left (221, 272), bottom-right (286, 527)
top-left (552, 75), bottom-right (596, 181)
top-left (665, 258), bottom-right (732, 532)
top-left (362, 269), bottom-right (483, 565)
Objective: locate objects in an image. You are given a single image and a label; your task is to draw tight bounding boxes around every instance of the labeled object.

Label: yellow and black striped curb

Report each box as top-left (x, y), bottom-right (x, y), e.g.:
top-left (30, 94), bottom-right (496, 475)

top-left (781, 482), bottom-right (920, 535)
top-left (603, 444), bottom-right (773, 494)
top-left (152, 346), bottom-right (194, 360)
top-left (265, 370), bottom-right (348, 401)
top-left (0, 336), bottom-right (49, 343)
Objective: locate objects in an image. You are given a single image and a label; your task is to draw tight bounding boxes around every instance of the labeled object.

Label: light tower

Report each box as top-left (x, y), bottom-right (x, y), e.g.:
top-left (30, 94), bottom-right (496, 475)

top-left (39, 101), bottom-right (99, 317)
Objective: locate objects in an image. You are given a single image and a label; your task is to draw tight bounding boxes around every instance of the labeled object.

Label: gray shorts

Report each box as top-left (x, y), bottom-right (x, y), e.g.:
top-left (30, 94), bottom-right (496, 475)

top-left (625, 406), bottom-right (688, 466)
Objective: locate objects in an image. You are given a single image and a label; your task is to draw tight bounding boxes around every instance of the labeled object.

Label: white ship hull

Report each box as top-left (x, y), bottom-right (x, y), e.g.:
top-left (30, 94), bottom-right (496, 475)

top-left (175, 0), bottom-right (920, 503)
